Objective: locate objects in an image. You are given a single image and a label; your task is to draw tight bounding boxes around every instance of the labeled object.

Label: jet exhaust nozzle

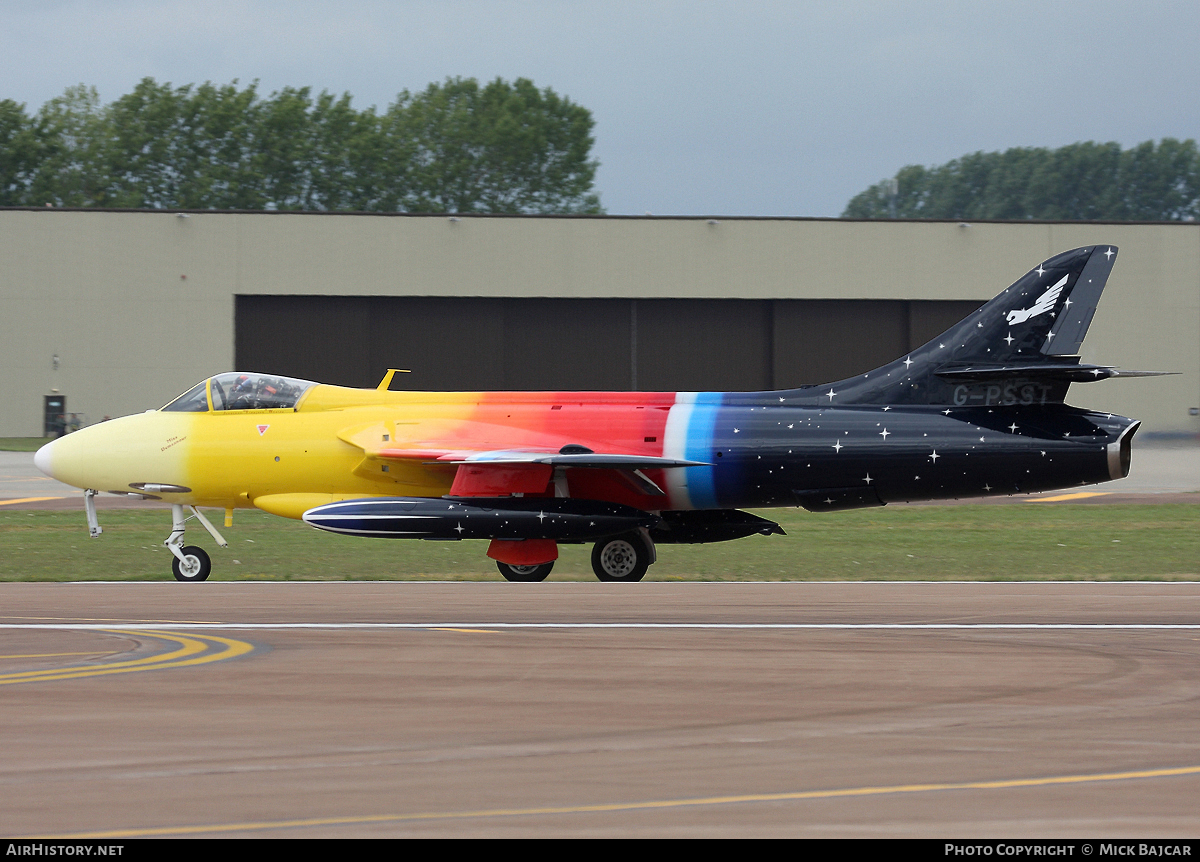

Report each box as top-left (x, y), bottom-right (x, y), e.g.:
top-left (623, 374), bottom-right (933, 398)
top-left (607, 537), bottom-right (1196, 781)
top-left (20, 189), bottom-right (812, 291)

top-left (1107, 420), bottom-right (1140, 481)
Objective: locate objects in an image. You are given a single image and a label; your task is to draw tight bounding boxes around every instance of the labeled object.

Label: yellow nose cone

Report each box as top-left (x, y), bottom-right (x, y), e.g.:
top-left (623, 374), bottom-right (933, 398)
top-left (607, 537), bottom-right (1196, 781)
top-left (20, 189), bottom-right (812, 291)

top-left (32, 413), bottom-right (192, 494)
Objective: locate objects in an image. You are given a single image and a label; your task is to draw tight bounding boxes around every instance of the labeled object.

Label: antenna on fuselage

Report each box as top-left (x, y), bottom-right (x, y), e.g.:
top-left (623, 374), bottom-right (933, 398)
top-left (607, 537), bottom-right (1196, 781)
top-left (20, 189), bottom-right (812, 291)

top-left (376, 369), bottom-right (412, 391)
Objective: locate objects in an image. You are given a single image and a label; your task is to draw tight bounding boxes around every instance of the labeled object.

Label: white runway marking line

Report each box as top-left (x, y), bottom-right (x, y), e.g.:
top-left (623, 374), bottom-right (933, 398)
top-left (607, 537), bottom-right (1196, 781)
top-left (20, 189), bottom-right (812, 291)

top-left (3, 623), bottom-right (1200, 631)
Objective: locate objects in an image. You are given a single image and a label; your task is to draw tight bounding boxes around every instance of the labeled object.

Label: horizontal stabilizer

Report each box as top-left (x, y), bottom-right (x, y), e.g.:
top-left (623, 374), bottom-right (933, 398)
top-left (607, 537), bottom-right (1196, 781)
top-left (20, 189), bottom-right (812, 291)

top-left (1103, 369), bottom-right (1178, 378)
top-left (934, 364), bottom-right (1174, 383)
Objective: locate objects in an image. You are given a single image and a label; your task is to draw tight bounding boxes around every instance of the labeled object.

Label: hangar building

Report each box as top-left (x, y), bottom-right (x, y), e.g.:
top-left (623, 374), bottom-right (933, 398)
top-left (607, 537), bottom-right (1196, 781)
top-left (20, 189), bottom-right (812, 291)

top-left (1, 209), bottom-right (1196, 438)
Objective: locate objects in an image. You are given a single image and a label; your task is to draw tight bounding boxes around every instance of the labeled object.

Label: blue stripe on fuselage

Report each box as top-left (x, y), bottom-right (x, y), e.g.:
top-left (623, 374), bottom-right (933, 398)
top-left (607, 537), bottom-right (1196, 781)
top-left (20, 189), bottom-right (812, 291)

top-left (682, 391), bottom-right (723, 509)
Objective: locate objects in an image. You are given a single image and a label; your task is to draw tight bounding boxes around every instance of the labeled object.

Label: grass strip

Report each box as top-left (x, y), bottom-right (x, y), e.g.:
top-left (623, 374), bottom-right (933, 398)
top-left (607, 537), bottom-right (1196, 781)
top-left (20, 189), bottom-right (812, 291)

top-left (1, 504), bottom-right (1197, 582)
top-left (0, 438), bottom-right (50, 452)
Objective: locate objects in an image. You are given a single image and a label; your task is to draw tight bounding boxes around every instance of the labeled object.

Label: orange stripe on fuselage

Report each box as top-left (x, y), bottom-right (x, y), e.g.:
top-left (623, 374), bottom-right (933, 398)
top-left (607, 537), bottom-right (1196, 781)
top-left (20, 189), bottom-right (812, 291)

top-left (443, 391), bottom-right (677, 511)
top-left (177, 387), bottom-right (681, 515)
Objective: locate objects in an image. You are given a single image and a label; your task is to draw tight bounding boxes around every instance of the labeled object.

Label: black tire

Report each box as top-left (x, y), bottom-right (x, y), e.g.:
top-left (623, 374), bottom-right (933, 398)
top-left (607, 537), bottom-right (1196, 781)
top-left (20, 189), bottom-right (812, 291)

top-left (591, 533), bottom-right (651, 582)
top-left (496, 561), bottom-right (553, 582)
top-left (172, 545), bottom-right (211, 582)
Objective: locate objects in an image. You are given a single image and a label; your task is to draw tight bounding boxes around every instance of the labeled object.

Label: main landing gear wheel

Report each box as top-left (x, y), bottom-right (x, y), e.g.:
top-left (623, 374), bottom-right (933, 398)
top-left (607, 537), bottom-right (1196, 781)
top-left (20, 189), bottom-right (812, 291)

top-left (496, 561), bottom-right (554, 582)
top-left (172, 545), bottom-right (211, 582)
top-left (591, 533), bottom-right (651, 582)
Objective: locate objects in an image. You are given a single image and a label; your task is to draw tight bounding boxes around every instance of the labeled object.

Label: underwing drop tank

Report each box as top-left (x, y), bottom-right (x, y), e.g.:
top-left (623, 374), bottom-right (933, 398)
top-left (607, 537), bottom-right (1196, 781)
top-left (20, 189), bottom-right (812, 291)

top-left (302, 496), bottom-right (659, 541)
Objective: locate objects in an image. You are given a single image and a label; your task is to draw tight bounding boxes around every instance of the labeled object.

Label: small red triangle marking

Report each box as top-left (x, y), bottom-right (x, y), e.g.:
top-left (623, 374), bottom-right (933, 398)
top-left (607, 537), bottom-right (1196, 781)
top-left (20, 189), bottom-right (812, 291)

top-left (257, 424), bottom-right (269, 435)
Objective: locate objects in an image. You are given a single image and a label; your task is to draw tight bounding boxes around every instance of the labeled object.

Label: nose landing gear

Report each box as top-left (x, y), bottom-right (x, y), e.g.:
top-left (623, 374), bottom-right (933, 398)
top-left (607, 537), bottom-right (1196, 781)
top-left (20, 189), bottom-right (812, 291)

top-left (172, 546), bottom-right (212, 582)
top-left (165, 504), bottom-right (228, 582)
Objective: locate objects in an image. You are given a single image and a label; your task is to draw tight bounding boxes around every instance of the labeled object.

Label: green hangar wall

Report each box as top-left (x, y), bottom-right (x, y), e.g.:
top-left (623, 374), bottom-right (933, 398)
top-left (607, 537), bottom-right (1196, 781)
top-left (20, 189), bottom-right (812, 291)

top-left (1, 209), bottom-right (1197, 437)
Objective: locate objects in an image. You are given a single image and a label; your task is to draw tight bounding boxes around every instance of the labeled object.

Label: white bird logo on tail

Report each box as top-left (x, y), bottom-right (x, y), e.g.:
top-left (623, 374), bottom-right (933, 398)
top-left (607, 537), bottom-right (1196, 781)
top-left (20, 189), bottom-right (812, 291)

top-left (1006, 274), bottom-right (1069, 325)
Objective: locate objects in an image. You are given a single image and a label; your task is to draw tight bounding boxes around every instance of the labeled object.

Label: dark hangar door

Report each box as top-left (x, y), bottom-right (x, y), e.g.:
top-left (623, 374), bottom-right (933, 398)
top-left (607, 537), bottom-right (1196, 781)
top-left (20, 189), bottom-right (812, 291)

top-left (235, 296), bottom-right (982, 392)
top-left (235, 296), bottom-right (632, 391)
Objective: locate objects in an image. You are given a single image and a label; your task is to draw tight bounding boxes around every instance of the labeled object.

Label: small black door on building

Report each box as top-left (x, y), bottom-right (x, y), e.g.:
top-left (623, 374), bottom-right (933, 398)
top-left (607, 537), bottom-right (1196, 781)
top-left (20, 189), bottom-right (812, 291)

top-left (44, 395), bottom-right (65, 436)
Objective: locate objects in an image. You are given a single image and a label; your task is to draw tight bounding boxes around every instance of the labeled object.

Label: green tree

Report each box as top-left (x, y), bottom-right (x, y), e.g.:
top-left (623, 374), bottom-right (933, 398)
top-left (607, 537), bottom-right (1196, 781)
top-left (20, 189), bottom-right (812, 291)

top-left (253, 85), bottom-right (316, 209)
top-left (6, 76), bottom-right (601, 214)
top-left (843, 139), bottom-right (1200, 221)
top-left (182, 80), bottom-right (268, 209)
top-left (396, 76), bottom-right (601, 214)
top-left (304, 92), bottom-right (383, 211)
top-left (104, 79), bottom-right (269, 209)
top-left (105, 78), bottom-right (192, 208)
top-left (27, 85), bottom-right (110, 207)
top-left (1118, 138), bottom-right (1200, 220)
top-left (0, 99), bottom-right (39, 205)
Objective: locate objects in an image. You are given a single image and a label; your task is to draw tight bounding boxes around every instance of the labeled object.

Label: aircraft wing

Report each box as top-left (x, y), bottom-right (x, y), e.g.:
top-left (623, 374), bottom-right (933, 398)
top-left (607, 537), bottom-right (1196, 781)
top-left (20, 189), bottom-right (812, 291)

top-left (379, 448), bottom-right (707, 498)
top-left (337, 422), bottom-right (706, 498)
top-left (387, 449), bottom-right (706, 469)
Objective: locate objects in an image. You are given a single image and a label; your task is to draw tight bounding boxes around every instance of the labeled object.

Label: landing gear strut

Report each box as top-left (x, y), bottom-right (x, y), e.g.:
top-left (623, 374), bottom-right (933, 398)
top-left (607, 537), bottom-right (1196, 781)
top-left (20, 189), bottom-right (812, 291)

top-left (591, 530), bottom-right (655, 582)
top-left (165, 504), bottom-right (228, 582)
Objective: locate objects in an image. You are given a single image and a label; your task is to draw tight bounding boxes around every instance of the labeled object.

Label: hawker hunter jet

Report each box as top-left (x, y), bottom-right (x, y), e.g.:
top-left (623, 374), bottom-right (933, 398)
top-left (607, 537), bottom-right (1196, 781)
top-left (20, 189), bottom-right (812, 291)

top-left (36, 245), bottom-right (1158, 582)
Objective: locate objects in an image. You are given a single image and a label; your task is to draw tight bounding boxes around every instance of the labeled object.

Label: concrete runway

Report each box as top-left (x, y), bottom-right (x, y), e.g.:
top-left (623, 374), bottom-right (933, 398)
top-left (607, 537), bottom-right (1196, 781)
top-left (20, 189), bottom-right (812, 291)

top-left (3, 581), bottom-right (1200, 838)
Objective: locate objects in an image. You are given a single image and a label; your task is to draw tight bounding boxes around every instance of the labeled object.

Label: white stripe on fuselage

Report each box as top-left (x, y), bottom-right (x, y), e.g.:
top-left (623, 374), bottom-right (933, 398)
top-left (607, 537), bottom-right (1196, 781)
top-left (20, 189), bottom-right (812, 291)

top-left (662, 393), bottom-right (699, 510)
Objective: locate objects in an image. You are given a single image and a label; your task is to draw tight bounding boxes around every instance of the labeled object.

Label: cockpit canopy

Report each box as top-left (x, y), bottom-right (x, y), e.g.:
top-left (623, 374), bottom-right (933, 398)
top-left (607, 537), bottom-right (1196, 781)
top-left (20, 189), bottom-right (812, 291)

top-left (162, 372), bottom-right (316, 412)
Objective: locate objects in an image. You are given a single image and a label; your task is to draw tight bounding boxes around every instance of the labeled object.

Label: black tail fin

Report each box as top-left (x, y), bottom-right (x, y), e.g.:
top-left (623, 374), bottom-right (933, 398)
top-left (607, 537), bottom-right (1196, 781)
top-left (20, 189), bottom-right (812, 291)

top-left (810, 245), bottom-right (1123, 407)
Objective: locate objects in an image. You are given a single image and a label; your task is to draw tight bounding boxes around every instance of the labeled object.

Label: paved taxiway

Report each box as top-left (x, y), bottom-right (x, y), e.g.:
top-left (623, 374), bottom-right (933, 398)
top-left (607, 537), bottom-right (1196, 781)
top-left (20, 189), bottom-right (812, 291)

top-left (2, 581), bottom-right (1200, 838)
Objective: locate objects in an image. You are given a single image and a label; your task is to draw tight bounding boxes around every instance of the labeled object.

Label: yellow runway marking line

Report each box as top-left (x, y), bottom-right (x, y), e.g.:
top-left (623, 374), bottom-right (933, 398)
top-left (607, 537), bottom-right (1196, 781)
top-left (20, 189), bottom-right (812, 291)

top-left (429, 627), bottom-right (500, 634)
top-left (46, 763), bottom-right (1200, 838)
top-left (0, 630), bottom-right (205, 683)
top-left (0, 497), bottom-right (64, 506)
top-left (0, 629), bottom-right (254, 685)
top-left (1027, 491), bottom-right (1110, 502)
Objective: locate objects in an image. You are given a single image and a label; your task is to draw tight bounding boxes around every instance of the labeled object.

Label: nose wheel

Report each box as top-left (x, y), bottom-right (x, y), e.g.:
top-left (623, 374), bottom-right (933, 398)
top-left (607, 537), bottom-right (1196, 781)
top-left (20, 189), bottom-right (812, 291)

top-left (172, 546), bottom-right (212, 582)
top-left (164, 504), bottom-right (227, 582)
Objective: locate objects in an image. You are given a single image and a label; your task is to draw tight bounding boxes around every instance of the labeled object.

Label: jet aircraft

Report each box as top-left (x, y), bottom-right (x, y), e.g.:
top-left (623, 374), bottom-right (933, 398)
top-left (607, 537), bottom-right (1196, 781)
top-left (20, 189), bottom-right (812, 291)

top-left (35, 245), bottom-right (1158, 582)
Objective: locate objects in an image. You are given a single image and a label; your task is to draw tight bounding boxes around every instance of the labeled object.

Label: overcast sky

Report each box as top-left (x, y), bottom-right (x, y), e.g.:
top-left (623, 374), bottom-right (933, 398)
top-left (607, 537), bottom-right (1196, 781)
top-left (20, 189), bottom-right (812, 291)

top-left (2, 1), bottom-right (1197, 217)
